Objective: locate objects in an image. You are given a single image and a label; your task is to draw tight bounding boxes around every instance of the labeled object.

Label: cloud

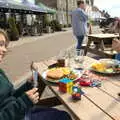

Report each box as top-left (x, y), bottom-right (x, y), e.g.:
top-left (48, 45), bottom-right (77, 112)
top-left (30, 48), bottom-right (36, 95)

top-left (94, 0), bottom-right (120, 17)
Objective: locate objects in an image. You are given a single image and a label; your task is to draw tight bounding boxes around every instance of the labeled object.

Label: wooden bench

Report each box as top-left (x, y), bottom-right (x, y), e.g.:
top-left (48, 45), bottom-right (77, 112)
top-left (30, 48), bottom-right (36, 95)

top-left (85, 33), bottom-right (119, 58)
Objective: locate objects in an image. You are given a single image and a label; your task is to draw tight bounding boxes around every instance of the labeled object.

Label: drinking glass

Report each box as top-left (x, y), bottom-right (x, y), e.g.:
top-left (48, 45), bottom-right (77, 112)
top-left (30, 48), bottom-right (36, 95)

top-left (73, 49), bottom-right (85, 69)
top-left (58, 48), bottom-right (75, 67)
top-left (64, 48), bottom-right (75, 67)
top-left (57, 50), bottom-right (66, 67)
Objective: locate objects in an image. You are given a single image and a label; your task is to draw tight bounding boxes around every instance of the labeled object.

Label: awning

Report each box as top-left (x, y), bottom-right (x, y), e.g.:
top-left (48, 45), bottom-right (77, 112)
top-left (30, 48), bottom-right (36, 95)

top-left (0, 0), bottom-right (47, 14)
top-left (0, 1), bottom-right (31, 13)
top-left (22, 1), bottom-right (47, 13)
top-left (37, 3), bottom-right (56, 14)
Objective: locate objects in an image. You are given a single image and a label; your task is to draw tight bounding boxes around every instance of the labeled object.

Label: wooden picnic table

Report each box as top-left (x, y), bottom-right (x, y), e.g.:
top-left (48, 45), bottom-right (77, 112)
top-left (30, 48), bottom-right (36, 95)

top-left (35, 56), bottom-right (120, 120)
top-left (85, 33), bottom-right (119, 58)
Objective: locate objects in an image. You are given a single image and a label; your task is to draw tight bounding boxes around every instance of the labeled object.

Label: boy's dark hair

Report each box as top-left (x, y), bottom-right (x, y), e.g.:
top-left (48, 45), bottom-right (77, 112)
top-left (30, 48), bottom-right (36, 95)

top-left (77, 0), bottom-right (84, 6)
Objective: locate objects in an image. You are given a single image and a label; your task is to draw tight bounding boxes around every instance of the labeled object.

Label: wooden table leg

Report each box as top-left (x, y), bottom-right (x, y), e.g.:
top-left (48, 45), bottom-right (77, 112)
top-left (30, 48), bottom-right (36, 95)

top-left (38, 75), bottom-right (46, 98)
top-left (37, 75), bottom-right (62, 107)
top-left (84, 37), bottom-right (92, 55)
top-left (100, 40), bottom-right (105, 51)
top-left (37, 97), bottom-right (62, 107)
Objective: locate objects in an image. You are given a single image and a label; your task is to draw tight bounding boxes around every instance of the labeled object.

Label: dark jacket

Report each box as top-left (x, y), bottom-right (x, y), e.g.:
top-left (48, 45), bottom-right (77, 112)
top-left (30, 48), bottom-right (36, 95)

top-left (0, 69), bottom-right (33, 120)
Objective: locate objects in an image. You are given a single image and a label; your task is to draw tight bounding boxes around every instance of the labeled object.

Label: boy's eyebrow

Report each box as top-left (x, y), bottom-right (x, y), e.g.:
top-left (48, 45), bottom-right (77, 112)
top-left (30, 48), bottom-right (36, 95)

top-left (0, 41), bottom-right (5, 43)
top-left (0, 41), bottom-right (6, 44)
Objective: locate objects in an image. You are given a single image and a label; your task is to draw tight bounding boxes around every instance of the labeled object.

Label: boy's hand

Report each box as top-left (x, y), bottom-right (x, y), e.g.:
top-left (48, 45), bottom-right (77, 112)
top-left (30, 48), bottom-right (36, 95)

top-left (26, 88), bottom-right (39, 104)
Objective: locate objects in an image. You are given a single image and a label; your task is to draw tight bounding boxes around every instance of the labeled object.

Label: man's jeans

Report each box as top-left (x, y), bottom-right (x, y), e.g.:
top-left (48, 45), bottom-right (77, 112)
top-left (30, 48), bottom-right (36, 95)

top-left (115, 53), bottom-right (120, 61)
top-left (76, 35), bottom-right (84, 50)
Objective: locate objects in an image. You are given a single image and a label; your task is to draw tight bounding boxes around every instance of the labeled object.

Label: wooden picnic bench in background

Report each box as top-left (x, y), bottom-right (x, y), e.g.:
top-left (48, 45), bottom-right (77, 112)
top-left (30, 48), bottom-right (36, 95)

top-left (85, 33), bottom-right (119, 58)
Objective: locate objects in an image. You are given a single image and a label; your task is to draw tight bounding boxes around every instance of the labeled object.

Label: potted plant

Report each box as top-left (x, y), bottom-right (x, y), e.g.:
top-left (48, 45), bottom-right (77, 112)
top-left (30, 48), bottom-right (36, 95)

top-left (8, 17), bottom-right (19, 41)
top-left (50, 20), bottom-right (62, 32)
top-left (43, 15), bottom-right (51, 33)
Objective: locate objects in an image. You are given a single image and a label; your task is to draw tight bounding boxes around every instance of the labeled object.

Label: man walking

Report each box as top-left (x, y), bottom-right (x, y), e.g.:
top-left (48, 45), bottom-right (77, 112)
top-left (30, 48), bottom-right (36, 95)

top-left (71, 0), bottom-right (88, 50)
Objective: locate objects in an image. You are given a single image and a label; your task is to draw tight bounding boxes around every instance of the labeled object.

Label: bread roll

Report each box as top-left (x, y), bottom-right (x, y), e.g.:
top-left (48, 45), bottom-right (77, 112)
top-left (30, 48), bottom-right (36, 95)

top-left (47, 69), bottom-right (64, 79)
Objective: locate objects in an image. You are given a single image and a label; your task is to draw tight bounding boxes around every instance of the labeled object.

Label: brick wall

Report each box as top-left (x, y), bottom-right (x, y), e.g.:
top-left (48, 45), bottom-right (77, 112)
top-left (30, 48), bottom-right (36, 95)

top-left (35, 0), bottom-right (77, 25)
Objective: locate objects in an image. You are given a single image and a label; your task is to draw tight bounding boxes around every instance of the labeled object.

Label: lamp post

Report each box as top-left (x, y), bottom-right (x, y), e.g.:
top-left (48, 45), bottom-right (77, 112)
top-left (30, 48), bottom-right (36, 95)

top-left (91, 0), bottom-right (94, 6)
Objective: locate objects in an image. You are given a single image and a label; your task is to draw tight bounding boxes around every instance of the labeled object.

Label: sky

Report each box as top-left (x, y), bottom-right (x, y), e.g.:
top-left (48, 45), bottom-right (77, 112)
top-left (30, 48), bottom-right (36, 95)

top-left (94, 0), bottom-right (120, 17)
top-left (13, 0), bottom-right (35, 4)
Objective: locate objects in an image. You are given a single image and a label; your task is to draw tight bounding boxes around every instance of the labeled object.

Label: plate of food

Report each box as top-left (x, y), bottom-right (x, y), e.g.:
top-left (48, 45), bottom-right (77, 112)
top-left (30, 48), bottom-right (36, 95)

top-left (42, 67), bottom-right (80, 83)
top-left (90, 59), bottom-right (120, 75)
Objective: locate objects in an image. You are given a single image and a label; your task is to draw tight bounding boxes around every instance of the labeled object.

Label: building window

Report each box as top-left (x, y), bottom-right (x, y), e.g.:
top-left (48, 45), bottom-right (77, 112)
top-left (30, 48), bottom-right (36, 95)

top-left (86, 0), bottom-right (89, 4)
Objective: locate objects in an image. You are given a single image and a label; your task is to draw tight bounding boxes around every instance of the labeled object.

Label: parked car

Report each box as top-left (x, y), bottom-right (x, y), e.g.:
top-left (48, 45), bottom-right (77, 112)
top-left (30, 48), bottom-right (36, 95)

top-left (99, 18), bottom-right (115, 28)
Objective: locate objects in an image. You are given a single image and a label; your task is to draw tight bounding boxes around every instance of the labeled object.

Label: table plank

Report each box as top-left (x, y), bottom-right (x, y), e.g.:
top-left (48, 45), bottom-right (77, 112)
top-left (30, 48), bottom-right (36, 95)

top-left (88, 34), bottom-right (119, 39)
top-left (109, 77), bottom-right (120, 87)
top-left (50, 86), bottom-right (113, 120)
top-left (84, 56), bottom-right (96, 65)
top-left (43, 58), bottom-right (57, 67)
top-left (35, 62), bottom-right (48, 73)
top-left (83, 87), bottom-right (120, 120)
top-left (99, 81), bottom-right (120, 101)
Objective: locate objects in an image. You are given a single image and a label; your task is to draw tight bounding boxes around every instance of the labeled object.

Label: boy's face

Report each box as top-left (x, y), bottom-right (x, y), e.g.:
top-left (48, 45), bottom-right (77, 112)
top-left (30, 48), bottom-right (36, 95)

top-left (0, 34), bottom-right (7, 62)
